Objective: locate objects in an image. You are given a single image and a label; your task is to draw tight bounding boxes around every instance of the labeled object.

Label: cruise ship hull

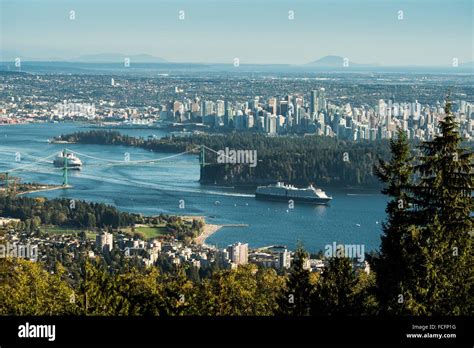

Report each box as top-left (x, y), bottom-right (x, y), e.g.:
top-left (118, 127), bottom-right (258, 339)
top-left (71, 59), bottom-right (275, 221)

top-left (255, 192), bottom-right (331, 205)
top-left (53, 159), bottom-right (82, 170)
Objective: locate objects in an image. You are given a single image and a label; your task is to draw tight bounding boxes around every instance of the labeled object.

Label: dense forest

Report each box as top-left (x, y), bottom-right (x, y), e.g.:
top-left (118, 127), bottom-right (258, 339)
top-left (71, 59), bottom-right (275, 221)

top-left (196, 134), bottom-right (391, 187)
top-left (0, 195), bottom-right (136, 229)
top-left (57, 130), bottom-right (392, 188)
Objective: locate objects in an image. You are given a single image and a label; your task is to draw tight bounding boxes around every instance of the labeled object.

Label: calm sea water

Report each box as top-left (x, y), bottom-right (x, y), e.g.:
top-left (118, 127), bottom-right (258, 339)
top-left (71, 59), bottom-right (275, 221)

top-left (0, 123), bottom-right (387, 252)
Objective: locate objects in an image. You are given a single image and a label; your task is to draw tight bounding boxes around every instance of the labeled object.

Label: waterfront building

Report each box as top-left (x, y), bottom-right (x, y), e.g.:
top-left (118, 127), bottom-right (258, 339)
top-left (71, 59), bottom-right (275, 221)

top-left (227, 242), bottom-right (248, 265)
top-left (279, 249), bottom-right (291, 269)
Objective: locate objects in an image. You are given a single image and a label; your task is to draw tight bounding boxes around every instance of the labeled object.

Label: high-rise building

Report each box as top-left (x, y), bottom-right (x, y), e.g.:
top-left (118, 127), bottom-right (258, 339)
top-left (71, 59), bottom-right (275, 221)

top-left (216, 100), bottom-right (225, 117)
top-left (378, 99), bottom-right (386, 117)
top-left (173, 101), bottom-right (183, 114)
top-left (310, 90), bottom-right (318, 117)
top-left (268, 97), bottom-right (277, 115)
top-left (247, 114), bottom-right (254, 128)
top-left (227, 242), bottom-right (248, 265)
top-left (234, 110), bottom-right (245, 130)
top-left (203, 100), bottom-right (215, 117)
top-left (294, 96), bottom-right (303, 109)
top-left (279, 100), bottom-right (289, 116)
top-left (287, 103), bottom-right (295, 127)
top-left (279, 249), bottom-right (291, 269)
top-left (191, 99), bottom-right (200, 113)
top-left (317, 88), bottom-right (326, 112)
top-left (96, 231), bottom-right (113, 253)
top-left (251, 97), bottom-right (260, 110)
top-left (265, 113), bottom-right (277, 134)
top-left (257, 116), bottom-right (265, 131)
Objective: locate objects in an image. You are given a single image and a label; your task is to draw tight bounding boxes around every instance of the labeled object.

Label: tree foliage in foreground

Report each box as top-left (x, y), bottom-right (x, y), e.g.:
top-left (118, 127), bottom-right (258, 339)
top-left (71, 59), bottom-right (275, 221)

top-left (373, 101), bottom-right (473, 315)
top-left (0, 258), bottom-right (78, 315)
top-left (277, 246), bottom-right (314, 316)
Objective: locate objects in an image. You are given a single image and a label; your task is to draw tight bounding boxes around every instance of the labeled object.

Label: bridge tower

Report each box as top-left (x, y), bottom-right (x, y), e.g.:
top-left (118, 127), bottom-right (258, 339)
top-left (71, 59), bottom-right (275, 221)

top-left (3, 172), bottom-right (17, 193)
top-left (3, 172), bottom-right (9, 191)
top-left (62, 149), bottom-right (69, 186)
top-left (199, 145), bottom-right (207, 168)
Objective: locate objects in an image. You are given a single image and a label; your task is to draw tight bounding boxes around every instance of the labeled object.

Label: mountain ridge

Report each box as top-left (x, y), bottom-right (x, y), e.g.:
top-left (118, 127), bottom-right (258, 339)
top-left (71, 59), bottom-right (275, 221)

top-left (306, 55), bottom-right (379, 67)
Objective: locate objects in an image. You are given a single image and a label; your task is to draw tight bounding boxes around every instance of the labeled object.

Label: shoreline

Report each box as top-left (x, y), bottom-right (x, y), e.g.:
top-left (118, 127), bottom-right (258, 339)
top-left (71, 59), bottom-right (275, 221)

top-left (180, 215), bottom-right (223, 246)
top-left (16, 185), bottom-right (68, 196)
top-left (194, 223), bottom-right (223, 246)
top-left (194, 221), bottom-right (249, 247)
top-left (179, 216), bottom-right (251, 247)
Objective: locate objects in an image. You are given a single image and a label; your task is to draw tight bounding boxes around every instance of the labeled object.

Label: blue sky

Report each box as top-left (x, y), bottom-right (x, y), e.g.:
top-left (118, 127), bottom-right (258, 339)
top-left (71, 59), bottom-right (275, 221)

top-left (1, 0), bottom-right (472, 65)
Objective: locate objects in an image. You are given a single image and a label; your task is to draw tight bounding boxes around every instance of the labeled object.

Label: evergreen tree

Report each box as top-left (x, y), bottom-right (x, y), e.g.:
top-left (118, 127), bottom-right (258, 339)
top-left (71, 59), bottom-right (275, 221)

top-left (371, 127), bottom-right (415, 313)
top-left (374, 101), bottom-right (473, 315)
top-left (277, 245), bottom-right (313, 316)
top-left (407, 99), bottom-right (473, 314)
top-left (310, 256), bottom-right (360, 315)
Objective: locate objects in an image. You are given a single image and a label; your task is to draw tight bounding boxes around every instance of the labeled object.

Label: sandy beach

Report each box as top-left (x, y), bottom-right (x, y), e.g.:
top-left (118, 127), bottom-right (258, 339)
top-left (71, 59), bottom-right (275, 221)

top-left (182, 216), bottom-right (249, 246)
top-left (179, 216), bottom-right (224, 246)
top-left (194, 223), bottom-right (223, 245)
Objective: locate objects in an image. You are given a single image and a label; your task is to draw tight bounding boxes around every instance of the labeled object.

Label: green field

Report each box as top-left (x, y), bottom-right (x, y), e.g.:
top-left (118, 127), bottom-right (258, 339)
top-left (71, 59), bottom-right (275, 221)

top-left (41, 226), bottom-right (96, 240)
top-left (124, 225), bottom-right (168, 239)
top-left (41, 224), bottom-right (167, 240)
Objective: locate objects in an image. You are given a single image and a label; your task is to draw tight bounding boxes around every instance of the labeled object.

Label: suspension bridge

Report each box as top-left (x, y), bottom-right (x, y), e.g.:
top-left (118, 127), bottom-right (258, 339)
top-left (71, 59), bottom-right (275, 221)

top-left (0, 144), bottom-right (236, 193)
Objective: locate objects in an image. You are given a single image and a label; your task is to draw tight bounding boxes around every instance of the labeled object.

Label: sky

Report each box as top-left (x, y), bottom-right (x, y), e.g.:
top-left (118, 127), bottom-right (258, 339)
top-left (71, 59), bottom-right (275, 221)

top-left (1, 0), bottom-right (473, 65)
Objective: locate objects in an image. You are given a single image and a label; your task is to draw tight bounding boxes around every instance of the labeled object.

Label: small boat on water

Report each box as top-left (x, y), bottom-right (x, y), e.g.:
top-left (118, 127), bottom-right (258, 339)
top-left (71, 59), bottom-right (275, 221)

top-left (53, 151), bottom-right (82, 170)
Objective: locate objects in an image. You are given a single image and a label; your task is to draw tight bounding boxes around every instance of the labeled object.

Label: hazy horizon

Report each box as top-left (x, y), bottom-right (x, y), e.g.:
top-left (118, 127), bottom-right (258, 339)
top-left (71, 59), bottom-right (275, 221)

top-left (0, 53), bottom-right (473, 68)
top-left (1, 0), bottom-right (472, 66)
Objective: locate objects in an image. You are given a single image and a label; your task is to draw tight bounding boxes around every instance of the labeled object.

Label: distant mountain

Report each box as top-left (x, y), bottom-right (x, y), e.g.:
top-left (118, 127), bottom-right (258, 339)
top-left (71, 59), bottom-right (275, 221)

top-left (0, 50), bottom-right (168, 63)
top-left (73, 53), bottom-right (167, 63)
top-left (306, 55), bottom-right (379, 67)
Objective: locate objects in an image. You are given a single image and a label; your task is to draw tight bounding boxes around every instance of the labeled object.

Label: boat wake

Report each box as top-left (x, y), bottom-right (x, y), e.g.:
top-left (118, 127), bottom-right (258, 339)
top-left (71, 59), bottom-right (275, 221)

top-left (74, 172), bottom-right (255, 198)
top-left (346, 193), bottom-right (376, 196)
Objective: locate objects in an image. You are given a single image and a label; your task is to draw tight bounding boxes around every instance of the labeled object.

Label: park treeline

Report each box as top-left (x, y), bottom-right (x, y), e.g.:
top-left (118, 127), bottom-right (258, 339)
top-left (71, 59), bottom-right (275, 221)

top-left (58, 130), bottom-right (392, 188)
top-left (0, 195), bottom-right (135, 230)
top-left (0, 195), bottom-right (200, 241)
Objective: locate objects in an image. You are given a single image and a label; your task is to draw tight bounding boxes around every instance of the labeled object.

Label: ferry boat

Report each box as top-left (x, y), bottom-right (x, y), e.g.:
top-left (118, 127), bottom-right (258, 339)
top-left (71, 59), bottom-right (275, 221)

top-left (255, 182), bottom-right (332, 205)
top-left (53, 151), bottom-right (82, 170)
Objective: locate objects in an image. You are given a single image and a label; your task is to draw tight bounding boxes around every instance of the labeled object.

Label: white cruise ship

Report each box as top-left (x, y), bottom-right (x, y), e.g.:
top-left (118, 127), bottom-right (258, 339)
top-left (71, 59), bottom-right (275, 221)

top-left (255, 182), bottom-right (332, 205)
top-left (53, 151), bottom-right (82, 170)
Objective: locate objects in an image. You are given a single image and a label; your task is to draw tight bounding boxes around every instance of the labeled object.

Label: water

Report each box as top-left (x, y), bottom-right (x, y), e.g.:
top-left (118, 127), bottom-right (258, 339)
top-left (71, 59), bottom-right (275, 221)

top-left (0, 123), bottom-right (387, 252)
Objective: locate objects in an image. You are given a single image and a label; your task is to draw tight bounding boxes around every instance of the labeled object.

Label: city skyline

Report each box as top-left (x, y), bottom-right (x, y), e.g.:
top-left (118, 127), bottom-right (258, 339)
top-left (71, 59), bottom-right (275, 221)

top-left (1, 0), bottom-right (472, 66)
